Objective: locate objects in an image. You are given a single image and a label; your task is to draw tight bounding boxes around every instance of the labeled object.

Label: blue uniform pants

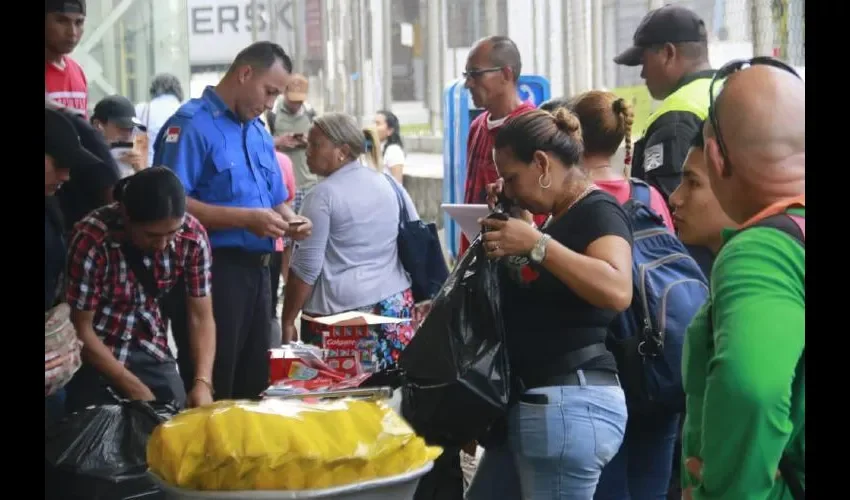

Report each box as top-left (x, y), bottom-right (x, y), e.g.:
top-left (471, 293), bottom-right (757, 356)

top-left (168, 249), bottom-right (272, 400)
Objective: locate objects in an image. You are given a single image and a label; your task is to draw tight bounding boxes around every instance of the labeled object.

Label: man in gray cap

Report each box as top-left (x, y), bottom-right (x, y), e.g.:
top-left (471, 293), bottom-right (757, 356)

top-left (614, 4), bottom-right (715, 204)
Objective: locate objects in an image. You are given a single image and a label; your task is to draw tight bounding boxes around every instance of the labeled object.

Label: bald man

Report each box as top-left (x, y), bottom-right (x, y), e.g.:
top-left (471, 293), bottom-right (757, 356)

top-left (680, 64), bottom-right (805, 499)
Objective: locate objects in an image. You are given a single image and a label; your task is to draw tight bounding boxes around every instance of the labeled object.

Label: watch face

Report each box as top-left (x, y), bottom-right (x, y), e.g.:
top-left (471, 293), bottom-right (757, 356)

top-left (530, 246), bottom-right (543, 262)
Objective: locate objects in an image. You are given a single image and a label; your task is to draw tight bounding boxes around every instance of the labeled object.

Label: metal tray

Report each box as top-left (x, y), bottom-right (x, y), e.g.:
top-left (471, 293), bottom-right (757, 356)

top-left (148, 462), bottom-right (433, 500)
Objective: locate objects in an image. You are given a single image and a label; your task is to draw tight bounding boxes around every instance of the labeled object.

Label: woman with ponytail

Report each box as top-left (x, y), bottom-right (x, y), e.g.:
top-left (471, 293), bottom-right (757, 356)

top-left (374, 110), bottom-right (406, 182)
top-left (560, 91), bottom-right (674, 231)
top-left (64, 167), bottom-right (216, 412)
top-left (562, 92), bottom-right (679, 499)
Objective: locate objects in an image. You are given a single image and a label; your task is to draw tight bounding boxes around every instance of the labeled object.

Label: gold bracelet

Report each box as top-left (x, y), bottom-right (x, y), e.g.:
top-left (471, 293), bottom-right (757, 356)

top-left (194, 376), bottom-right (215, 395)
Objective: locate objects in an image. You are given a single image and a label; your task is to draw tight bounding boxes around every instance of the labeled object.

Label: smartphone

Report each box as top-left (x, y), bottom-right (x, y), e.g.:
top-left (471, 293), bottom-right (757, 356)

top-left (288, 221), bottom-right (306, 228)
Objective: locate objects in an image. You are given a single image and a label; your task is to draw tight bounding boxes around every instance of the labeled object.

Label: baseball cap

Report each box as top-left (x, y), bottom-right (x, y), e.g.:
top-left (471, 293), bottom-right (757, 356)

top-left (45, 107), bottom-right (102, 170)
top-left (614, 5), bottom-right (707, 67)
top-left (92, 95), bottom-right (143, 129)
top-left (46, 0), bottom-right (86, 15)
top-left (285, 74), bottom-right (309, 102)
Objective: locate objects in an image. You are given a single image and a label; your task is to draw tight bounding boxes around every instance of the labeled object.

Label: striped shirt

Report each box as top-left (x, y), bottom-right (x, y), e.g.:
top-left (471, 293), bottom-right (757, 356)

top-left (459, 101), bottom-right (539, 256)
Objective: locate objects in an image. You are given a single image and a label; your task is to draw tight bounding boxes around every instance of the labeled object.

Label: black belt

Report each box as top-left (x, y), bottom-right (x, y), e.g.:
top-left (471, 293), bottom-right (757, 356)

top-left (537, 370), bottom-right (620, 387)
top-left (212, 248), bottom-right (271, 267)
top-left (520, 342), bottom-right (613, 390)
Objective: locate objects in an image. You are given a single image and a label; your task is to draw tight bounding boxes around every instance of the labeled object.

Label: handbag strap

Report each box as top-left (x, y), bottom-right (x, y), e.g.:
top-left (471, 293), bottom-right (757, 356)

top-left (121, 242), bottom-right (163, 300)
top-left (383, 173), bottom-right (410, 223)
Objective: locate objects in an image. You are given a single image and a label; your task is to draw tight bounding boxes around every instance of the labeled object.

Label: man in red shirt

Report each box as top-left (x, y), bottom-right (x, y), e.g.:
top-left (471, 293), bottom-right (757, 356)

top-left (45, 0), bottom-right (88, 116)
top-left (459, 36), bottom-right (538, 256)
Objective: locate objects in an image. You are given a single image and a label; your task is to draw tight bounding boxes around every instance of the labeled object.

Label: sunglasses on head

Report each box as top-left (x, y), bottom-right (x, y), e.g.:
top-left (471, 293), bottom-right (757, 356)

top-left (708, 56), bottom-right (802, 165)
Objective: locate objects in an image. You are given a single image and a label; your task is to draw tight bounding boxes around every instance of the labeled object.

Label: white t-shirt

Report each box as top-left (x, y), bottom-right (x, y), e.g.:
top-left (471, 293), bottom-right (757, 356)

top-left (382, 143), bottom-right (406, 170)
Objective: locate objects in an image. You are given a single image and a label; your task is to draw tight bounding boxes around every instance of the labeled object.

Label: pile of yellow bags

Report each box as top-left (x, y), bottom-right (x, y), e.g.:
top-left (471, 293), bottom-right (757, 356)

top-left (147, 398), bottom-right (442, 491)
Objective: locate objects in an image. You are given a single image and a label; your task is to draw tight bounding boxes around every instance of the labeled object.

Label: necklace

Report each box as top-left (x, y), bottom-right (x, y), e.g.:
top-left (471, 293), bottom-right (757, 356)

top-left (542, 184), bottom-right (599, 229)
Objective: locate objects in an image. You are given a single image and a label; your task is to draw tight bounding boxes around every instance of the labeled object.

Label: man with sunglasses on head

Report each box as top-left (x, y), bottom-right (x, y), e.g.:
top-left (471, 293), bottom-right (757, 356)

top-left (458, 36), bottom-right (538, 257)
top-left (680, 60), bottom-right (805, 500)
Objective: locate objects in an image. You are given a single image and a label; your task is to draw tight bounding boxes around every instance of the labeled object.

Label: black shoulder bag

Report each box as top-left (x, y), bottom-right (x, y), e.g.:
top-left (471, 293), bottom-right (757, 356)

top-left (120, 243), bottom-right (165, 301)
top-left (383, 174), bottom-right (449, 302)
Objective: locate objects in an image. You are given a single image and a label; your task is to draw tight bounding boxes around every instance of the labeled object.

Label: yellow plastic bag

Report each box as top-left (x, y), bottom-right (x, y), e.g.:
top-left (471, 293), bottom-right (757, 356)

top-left (147, 398), bottom-right (442, 491)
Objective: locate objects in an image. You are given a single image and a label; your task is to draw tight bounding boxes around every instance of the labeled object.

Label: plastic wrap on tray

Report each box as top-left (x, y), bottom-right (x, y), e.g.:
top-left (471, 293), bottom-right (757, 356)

top-left (146, 398), bottom-right (443, 492)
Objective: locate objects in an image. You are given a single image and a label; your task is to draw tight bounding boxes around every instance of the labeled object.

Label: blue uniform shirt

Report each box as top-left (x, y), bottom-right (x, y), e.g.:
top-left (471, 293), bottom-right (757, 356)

top-left (153, 86), bottom-right (288, 253)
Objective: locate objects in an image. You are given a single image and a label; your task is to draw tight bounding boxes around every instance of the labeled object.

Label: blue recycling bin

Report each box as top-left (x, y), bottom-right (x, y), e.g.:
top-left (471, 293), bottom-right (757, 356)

top-left (442, 75), bottom-right (551, 261)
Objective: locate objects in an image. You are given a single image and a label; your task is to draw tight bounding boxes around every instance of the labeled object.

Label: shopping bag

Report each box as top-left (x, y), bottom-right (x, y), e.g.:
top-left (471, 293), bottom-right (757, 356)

top-left (45, 400), bottom-right (178, 500)
top-left (399, 235), bottom-right (511, 447)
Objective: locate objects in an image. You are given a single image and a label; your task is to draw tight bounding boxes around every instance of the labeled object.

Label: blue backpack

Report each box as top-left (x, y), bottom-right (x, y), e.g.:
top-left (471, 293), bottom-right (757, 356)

top-left (607, 179), bottom-right (709, 417)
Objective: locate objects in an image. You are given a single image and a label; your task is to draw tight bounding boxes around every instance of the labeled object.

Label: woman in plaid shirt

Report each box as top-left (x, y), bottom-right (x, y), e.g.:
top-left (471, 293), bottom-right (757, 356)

top-left (63, 167), bottom-right (216, 411)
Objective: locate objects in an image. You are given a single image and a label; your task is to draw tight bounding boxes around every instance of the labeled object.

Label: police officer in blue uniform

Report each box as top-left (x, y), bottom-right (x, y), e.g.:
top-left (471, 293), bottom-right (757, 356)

top-left (154, 41), bottom-right (312, 400)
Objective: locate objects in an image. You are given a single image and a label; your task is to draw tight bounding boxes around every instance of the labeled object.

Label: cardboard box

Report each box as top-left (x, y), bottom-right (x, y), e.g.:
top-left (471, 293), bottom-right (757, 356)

top-left (302, 312), bottom-right (410, 373)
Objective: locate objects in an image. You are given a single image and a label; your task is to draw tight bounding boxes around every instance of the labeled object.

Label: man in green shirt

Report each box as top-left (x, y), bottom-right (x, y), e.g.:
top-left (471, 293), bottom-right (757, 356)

top-left (681, 63), bottom-right (805, 499)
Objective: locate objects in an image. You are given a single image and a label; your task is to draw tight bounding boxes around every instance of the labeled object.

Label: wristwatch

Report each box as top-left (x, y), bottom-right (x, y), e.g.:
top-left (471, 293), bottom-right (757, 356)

top-left (529, 234), bottom-right (552, 264)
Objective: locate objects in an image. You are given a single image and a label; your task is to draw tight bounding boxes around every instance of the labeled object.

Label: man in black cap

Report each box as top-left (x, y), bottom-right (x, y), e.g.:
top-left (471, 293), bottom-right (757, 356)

top-left (45, 106), bottom-right (102, 198)
top-left (91, 95), bottom-right (146, 176)
top-left (605, 8), bottom-right (715, 500)
top-left (614, 4), bottom-right (715, 205)
top-left (45, 104), bottom-right (99, 427)
top-left (50, 98), bottom-right (122, 232)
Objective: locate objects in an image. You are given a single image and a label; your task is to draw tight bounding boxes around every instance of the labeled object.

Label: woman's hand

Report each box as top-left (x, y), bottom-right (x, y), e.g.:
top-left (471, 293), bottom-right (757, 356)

top-left (485, 178), bottom-right (505, 210)
top-left (282, 322), bottom-right (298, 344)
top-left (479, 217), bottom-right (542, 258)
top-left (485, 178), bottom-right (535, 223)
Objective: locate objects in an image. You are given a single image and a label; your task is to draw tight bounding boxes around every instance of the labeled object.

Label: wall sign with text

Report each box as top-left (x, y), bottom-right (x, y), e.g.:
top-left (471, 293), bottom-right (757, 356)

top-left (187, 0), bottom-right (296, 66)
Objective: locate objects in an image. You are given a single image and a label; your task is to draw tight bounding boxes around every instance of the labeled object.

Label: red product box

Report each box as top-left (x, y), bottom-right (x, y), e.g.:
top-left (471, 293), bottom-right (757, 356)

top-left (303, 311), bottom-right (410, 374)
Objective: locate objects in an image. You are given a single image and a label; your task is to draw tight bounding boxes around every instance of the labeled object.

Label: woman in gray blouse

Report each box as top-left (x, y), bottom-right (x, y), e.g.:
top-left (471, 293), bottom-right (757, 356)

top-left (281, 112), bottom-right (419, 370)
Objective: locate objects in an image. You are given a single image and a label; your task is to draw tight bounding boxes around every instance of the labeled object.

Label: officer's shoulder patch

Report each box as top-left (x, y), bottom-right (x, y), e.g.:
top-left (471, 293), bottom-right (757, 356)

top-left (644, 143), bottom-right (664, 173)
top-left (164, 126), bottom-right (181, 143)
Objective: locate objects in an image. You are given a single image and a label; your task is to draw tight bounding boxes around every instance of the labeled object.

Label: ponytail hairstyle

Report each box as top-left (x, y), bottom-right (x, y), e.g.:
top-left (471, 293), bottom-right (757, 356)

top-left (567, 90), bottom-right (635, 165)
top-left (113, 166), bottom-right (186, 223)
top-left (494, 107), bottom-right (584, 167)
top-left (376, 109), bottom-right (403, 154)
top-left (361, 127), bottom-right (382, 172)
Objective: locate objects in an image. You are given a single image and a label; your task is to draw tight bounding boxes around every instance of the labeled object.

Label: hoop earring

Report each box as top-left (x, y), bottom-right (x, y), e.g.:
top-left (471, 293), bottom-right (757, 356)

top-left (538, 173), bottom-right (552, 189)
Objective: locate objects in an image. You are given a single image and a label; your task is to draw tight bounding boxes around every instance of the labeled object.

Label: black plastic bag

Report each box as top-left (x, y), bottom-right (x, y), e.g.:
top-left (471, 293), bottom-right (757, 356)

top-left (400, 236), bottom-right (511, 447)
top-left (45, 400), bottom-right (178, 500)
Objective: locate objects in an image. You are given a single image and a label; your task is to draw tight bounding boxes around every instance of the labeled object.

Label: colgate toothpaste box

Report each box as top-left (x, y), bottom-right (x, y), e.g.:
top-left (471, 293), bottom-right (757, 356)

top-left (303, 311), bottom-right (411, 374)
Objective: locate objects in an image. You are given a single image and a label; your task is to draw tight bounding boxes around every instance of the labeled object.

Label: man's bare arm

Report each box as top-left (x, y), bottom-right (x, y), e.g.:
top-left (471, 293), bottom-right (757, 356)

top-left (186, 295), bottom-right (215, 382)
top-left (187, 197), bottom-right (252, 231)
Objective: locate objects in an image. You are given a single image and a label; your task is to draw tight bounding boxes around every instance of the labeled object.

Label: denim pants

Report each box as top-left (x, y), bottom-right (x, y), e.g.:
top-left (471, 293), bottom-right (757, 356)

top-left (593, 412), bottom-right (681, 499)
top-left (466, 372), bottom-right (628, 500)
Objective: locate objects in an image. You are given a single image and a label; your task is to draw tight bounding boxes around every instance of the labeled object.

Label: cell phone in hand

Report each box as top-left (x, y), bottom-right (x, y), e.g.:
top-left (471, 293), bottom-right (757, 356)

top-left (288, 221), bottom-right (306, 228)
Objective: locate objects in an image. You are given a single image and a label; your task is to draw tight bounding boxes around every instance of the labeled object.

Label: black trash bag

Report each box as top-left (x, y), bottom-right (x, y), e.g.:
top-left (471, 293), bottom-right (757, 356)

top-left (399, 235), bottom-right (511, 448)
top-left (45, 400), bottom-right (178, 500)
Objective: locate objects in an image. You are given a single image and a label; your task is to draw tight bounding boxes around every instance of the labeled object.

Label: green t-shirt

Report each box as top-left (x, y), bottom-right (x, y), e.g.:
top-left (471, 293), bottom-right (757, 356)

top-left (682, 208), bottom-right (805, 499)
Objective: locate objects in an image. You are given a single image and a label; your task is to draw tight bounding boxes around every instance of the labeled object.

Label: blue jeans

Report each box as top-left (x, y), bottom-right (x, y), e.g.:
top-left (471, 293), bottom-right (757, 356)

top-left (593, 412), bottom-right (681, 499)
top-left (466, 373), bottom-right (628, 500)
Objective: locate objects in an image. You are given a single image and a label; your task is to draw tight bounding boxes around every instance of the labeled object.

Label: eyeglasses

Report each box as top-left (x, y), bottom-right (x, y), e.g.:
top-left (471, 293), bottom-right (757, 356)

top-left (462, 67), bottom-right (503, 80)
top-left (708, 56), bottom-right (802, 166)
